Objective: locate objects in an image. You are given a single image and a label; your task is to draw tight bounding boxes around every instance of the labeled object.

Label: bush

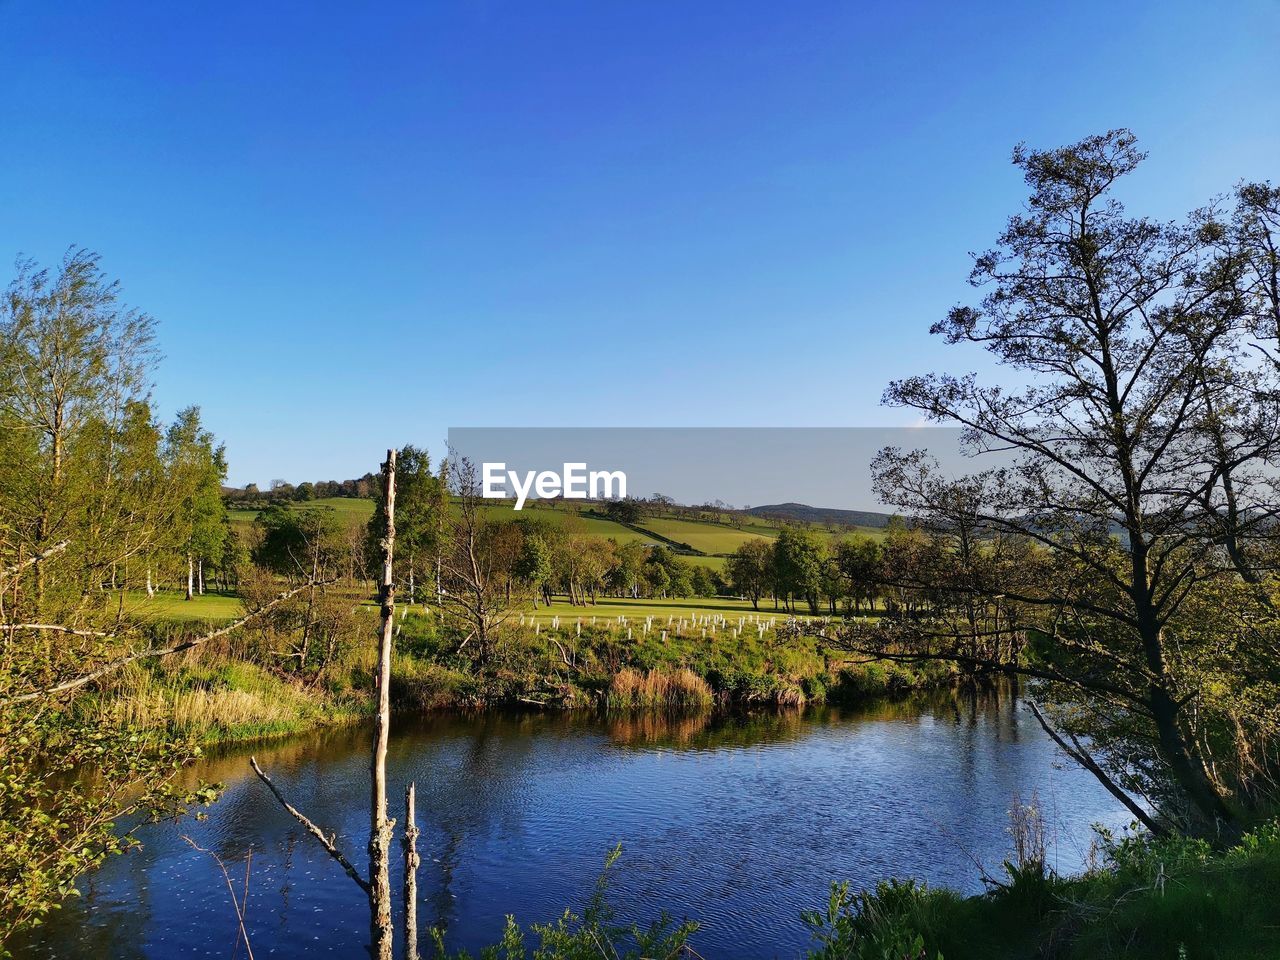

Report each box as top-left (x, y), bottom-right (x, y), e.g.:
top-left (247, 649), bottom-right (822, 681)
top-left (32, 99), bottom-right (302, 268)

top-left (803, 879), bottom-right (950, 960)
top-left (434, 846), bottom-right (698, 960)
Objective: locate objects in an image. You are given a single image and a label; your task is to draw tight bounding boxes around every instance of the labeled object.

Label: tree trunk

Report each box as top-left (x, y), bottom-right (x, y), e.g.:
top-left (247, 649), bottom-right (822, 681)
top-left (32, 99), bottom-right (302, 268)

top-left (402, 782), bottom-right (420, 960)
top-left (198, 559), bottom-right (205, 595)
top-left (1130, 544), bottom-right (1237, 835)
top-left (369, 449), bottom-right (396, 960)
top-left (146, 566), bottom-right (154, 598)
top-left (185, 553), bottom-right (194, 601)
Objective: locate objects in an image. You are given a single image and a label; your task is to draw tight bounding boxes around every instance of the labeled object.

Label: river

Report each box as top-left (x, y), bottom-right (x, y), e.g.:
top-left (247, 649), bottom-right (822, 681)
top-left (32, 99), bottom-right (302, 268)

top-left (18, 687), bottom-right (1129, 959)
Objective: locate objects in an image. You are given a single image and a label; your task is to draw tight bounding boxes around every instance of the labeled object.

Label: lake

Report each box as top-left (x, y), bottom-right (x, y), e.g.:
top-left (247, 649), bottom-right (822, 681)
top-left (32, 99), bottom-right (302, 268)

top-left (18, 687), bottom-right (1129, 959)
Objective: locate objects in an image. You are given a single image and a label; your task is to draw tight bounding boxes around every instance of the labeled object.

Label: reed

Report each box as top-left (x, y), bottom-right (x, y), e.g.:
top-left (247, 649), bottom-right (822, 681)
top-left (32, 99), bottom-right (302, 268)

top-left (607, 667), bottom-right (713, 710)
top-left (89, 662), bottom-right (342, 742)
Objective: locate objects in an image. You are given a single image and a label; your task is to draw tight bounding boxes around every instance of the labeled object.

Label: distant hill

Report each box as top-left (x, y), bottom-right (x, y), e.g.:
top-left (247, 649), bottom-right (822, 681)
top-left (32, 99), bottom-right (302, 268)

top-left (744, 502), bottom-right (897, 529)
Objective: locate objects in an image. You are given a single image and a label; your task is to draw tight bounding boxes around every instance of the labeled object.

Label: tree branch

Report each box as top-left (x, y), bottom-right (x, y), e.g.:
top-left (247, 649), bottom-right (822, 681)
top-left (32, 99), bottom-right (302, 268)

top-left (0, 540), bottom-right (70, 584)
top-left (249, 757), bottom-right (371, 893)
top-left (3, 580), bottom-right (331, 706)
top-left (1027, 702), bottom-right (1166, 836)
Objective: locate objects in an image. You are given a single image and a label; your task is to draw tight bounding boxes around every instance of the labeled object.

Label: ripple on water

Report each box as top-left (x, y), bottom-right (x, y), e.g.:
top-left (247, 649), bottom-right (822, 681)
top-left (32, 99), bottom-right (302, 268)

top-left (18, 693), bottom-right (1130, 960)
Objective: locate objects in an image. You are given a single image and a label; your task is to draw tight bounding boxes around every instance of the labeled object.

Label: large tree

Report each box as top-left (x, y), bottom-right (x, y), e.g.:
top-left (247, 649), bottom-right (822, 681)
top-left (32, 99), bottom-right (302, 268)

top-left (845, 131), bottom-right (1280, 838)
top-left (0, 247), bottom-right (159, 608)
top-left (727, 538), bottom-right (773, 610)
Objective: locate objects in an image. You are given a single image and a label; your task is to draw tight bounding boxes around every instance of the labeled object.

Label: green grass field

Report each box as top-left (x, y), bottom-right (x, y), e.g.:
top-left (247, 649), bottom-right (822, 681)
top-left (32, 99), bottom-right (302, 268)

top-left (124, 589), bottom-right (246, 622)
top-left (228, 496), bottom-right (375, 536)
top-left (632, 516), bottom-right (769, 554)
top-left (121, 583), bottom-right (822, 638)
top-left (478, 502), bottom-right (651, 544)
top-left (516, 594), bottom-right (803, 623)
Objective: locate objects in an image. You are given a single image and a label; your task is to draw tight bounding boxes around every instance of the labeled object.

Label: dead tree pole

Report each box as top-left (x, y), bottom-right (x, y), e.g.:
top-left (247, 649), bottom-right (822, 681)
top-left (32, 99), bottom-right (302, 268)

top-left (370, 449), bottom-right (397, 960)
top-left (403, 781), bottom-right (420, 960)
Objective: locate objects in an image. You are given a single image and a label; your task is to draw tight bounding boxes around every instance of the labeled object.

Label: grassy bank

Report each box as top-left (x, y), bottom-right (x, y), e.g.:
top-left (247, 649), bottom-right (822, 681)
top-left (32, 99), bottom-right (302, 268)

top-left (78, 658), bottom-right (369, 744)
top-left (798, 822), bottom-right (1280, 960)
top-left (391, 609), bottom-right (948, 712)
top-left (81, 598), bottom-right (947, 745)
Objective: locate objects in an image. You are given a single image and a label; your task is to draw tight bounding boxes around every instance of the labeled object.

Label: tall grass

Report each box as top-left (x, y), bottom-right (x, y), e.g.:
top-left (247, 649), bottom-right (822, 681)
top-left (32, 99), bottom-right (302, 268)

top-left (607, 667), bottom-right (713, 710)
top-left (87, 661), bottom-right (348, 742)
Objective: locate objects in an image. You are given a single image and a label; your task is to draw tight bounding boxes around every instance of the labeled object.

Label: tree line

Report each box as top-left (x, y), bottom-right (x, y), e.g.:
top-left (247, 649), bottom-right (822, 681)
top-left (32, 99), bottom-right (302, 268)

top-left (223, 473), bottom-right (380, 507)
top-left (0, 248), bottom-right (319, 938)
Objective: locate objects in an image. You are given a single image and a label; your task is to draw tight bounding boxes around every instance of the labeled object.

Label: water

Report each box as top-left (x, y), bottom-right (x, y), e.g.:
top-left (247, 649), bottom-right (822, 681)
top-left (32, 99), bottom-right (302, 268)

top-left (18, 688), bottom-right (1129, 959)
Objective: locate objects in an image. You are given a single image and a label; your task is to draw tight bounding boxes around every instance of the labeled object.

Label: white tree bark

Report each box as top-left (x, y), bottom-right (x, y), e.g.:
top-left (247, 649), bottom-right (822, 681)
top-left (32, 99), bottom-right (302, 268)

top-left (369, 449), bottom-right (396, 960)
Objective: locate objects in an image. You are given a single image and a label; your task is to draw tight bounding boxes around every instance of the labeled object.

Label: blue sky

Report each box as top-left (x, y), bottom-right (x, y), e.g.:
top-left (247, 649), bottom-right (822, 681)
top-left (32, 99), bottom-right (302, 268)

top-left (2, 0), bottom-right (1277, 486)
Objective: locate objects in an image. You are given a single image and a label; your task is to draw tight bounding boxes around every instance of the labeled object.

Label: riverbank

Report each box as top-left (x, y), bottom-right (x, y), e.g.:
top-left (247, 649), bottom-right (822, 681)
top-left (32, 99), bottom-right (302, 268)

top-left (78, 606), bottom-right (953, 746)
top-left (796, 821), bottom-right (1280, 960)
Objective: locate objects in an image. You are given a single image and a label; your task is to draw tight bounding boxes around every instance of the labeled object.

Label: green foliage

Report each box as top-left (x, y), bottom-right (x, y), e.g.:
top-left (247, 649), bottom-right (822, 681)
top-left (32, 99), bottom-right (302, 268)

top-left (774, 528), bottom-right (827, 613)
top-left (799, 824), bottom-right (1280, 960)
top-left (432, 846), bottom-right (698, 960)
top-left (164, 405), bottom-right (228, 580)
top-left (0, 709), bottom-right (219, 939)
top-left (0, 251), bottom-right (243, 940)
top-left (803, 879), bottom-right (949, 960)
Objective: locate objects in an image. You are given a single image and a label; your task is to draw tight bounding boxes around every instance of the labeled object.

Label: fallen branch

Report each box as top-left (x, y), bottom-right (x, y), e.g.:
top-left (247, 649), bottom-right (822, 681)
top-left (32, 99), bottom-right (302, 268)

top-left (1027, 702), bottom-right (1166, 837)
top-left (0, 540), bottom-right (70, 584)
top-left (3, 580), bottom-right (330, 706)
top-left (249, 757), bottom-right (371, 894)
top-left (181, 835), bottom-right (256, 960)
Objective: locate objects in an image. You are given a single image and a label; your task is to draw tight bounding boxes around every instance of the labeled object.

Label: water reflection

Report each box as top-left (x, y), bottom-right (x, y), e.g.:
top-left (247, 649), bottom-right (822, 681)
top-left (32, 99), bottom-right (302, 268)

top-left (17, 688), bottom-right (1127, 959)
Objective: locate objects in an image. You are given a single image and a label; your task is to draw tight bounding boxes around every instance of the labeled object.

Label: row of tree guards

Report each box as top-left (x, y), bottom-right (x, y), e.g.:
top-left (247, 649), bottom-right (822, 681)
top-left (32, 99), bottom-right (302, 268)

top-left (251, 450), bottom-right (411, 960)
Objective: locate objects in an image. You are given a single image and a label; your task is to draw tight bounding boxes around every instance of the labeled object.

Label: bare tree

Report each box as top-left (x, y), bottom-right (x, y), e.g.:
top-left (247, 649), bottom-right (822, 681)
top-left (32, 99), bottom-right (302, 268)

top-left (437, 456), bottom-right (520, 661)
top-left (249, 450), bottom-right (400, 959)
top-left (368, 449), bottom-right (396, 959)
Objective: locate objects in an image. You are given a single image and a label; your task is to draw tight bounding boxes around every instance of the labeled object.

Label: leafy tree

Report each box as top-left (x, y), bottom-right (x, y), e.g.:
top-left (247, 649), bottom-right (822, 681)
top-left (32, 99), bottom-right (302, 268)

top-left (366, 445), bottom-right (442, 600)
top-left (515, 530), bottom-right (553, 607)
top-left (690, 564), bottom-right (717, 598)
top-left (644, 560), bottom-right (671, 598)
top-left (609, 540), bottom-right (648, 599)
top-left (0, 251), bottom-right (259, 939)
top-left (604, 498), bottom-right (643, 525)
top-left (854, 130), bottom-right (1280, 837)
top-left (727, 539), bottom-right (773, 609)
top-left (774, 528), bottom-right (826, 613)
top-left (164, 406), bottom-right (227, 599)
top-left (666, 559), bottom-right (693, 599)
top-left (252, 505), bottom-right (345, 582)
top-left (835, 537), bottom-right (883, 613)
top-left (0, 246), bottom-right (158, 607)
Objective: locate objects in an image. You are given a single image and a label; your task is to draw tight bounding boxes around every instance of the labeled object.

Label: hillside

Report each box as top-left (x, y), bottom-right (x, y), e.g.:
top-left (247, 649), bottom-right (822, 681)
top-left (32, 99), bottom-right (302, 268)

top-left (225, 497), bottom-right (890, 566)
top-left (744, 502), bottom-right (897, 529)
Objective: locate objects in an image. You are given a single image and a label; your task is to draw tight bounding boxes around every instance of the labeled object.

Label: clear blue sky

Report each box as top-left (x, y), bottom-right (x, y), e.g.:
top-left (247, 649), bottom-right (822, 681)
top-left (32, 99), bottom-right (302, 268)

top-left (2, 0), bottom-right (1276, 486)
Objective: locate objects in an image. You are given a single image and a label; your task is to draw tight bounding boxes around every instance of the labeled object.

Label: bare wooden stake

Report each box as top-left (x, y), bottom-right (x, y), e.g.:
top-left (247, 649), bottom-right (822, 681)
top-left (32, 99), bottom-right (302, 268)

top-left (403, 781), bottom-right (421, 960)
top-left (369, 449), bottom-right (397, 960)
